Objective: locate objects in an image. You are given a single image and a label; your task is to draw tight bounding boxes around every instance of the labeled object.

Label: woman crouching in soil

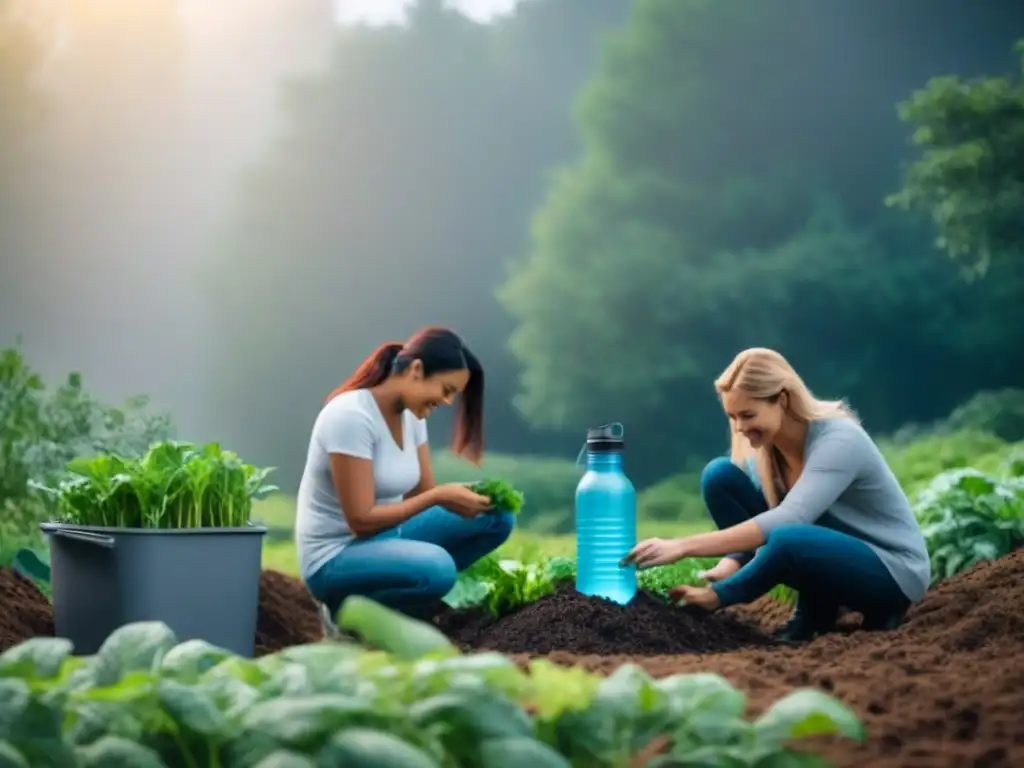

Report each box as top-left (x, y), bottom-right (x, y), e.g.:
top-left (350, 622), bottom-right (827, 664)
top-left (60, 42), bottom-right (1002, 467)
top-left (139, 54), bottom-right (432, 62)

top-left (294, 326), bottom-right (515, 635)
top-left (623, 347), bottom-right (931, 642)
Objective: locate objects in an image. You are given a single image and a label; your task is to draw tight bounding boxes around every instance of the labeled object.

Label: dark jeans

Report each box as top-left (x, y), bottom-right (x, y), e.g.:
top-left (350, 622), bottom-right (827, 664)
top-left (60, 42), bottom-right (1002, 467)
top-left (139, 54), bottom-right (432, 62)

top-left (701, 456), bottom-right (910, 629)
top-left (305, 506), bottom-right (514, 619)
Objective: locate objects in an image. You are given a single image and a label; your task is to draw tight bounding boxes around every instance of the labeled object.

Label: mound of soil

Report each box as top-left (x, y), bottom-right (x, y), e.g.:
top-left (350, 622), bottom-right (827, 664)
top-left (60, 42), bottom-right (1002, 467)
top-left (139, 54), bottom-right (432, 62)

top-left (0, 569), bottom-right (54, 651)
top-left (255, 570), bottom-right (323, 655)
top-left (0, 568), bottom-right (322, 656)
top-left (435, 582), bottom-right (774, 655)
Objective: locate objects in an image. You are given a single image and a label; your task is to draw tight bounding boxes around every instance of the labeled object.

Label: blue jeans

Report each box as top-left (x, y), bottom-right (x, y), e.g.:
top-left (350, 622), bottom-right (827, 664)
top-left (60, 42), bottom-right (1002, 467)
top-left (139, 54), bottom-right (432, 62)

top-left (305, 505), bottom-right (515, 619)
top-left (700, 457), bottom-right (909, 629)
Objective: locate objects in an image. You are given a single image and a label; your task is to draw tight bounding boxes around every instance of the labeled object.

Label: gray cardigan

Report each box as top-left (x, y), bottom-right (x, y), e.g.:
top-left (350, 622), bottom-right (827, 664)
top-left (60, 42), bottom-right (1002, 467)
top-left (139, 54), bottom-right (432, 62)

top-left (751, 417), bottom-right (931, 602)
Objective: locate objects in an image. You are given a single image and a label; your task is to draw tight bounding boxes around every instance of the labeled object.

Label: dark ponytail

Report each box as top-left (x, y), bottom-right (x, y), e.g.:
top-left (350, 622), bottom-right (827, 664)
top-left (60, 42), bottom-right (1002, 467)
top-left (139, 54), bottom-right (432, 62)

top-left (452, 347), bottom-right (484, 465)
top-left (325, 341), bottom-right (402, 404)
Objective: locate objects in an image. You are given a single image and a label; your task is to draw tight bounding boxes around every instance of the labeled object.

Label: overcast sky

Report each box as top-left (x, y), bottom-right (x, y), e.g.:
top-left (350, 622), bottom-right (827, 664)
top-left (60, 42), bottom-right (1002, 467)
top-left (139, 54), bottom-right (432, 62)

top-left (334, 0), bottom-right (525, 25)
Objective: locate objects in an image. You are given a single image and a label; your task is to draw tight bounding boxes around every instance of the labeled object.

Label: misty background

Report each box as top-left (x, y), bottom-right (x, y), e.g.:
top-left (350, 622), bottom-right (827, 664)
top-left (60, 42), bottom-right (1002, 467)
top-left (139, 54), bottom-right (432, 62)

top-left (3, 0), bottom-right (1023, 497)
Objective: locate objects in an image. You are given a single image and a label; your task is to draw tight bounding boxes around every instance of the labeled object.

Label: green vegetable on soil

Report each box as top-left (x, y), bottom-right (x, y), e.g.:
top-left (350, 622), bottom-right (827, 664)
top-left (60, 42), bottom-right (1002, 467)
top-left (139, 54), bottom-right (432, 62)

top-left (28, 440), bottom-right (278, 529)
top-left (468, 478), bottom-right (525, 514)
top-left (0, 606), bottom-right (865, 767)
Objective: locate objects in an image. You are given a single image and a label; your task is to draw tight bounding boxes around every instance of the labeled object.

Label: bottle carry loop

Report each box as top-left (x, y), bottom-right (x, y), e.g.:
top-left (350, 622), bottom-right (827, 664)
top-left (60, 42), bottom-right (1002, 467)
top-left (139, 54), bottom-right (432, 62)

top-left (575, 422), bottom-right (625, 467)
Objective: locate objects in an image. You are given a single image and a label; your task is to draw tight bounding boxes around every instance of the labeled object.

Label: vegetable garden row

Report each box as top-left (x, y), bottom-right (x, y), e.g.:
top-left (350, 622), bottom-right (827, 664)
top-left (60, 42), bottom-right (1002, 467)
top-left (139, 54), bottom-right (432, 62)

top-left (0, 440), bottom-right (1022, 766)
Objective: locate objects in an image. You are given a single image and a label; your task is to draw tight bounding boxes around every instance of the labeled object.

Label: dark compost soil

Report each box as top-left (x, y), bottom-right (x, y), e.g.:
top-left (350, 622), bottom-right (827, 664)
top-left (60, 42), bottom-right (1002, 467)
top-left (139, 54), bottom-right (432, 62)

top-left (433, 581), bottom-right (775, 655)
top-left (3, 552), bottom-right (1024, 767)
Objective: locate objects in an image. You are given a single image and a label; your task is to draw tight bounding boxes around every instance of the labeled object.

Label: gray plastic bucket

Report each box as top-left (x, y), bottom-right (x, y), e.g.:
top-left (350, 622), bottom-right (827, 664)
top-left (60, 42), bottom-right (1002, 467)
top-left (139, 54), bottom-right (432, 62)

top-left (40, 522), bottom-right (267, 657)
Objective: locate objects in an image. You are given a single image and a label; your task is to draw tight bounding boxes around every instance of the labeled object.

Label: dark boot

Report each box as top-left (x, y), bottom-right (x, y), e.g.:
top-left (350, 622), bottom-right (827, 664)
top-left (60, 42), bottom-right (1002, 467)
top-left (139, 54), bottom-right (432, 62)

top-left (861, 608), bottom-right (907, 632)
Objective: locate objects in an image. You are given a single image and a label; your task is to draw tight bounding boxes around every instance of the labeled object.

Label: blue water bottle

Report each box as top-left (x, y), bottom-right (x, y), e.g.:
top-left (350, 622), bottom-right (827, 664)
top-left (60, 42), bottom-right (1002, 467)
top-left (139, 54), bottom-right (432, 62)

top-left (575, 422), bottom-right (637, 605)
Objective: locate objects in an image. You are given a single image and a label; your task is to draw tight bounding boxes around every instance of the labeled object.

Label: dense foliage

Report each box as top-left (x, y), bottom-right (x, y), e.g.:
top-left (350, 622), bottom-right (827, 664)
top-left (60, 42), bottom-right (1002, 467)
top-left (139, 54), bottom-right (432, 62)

top-left (887, 39), bottom-right (1024, 274)
top-left (913, 459), bottom-right (1024, 584)
top-left (195, 0), bottom-right (1024, 488)
top-left (0, 603), bottom-right (865, 767)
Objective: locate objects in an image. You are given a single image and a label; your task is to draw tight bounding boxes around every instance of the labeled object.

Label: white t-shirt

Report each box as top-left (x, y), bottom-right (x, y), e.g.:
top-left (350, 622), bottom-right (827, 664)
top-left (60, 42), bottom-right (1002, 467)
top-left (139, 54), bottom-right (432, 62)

top-left (294, 388), bottom-right (428, 580)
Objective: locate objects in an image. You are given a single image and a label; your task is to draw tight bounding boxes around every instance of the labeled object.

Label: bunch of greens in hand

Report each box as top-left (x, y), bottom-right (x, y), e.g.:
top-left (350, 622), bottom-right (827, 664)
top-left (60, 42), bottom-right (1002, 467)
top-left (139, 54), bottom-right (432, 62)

top-left (469, 478), bottom-right (525, 515)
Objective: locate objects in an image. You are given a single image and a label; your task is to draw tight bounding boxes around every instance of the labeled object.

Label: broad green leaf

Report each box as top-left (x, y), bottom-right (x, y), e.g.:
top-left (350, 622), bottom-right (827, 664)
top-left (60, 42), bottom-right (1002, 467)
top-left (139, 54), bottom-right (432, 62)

top-left (409, 688), bottom-right (534, 741)
top-left (74, 736), bottom-right (167, 768)
top-left (658, 673), bottom-right (746, 719)
top-left (240, 694), bottom-right (381, 748)
top-left (252, 751), bottom-right (318, 768)
top-left (72, 669), bottom-right (154, 703)
top-left (0, 639), bottom-right (72, 683)
top-left (477, 737), bottom-right (572, 768)
top-left (318, 728), bottom-right (442, 768)
top-left (0, 680), bottom-right (30, 737)
top-left (0, 741), bottom-right (28, 768)
top-left (158, 640), bottom-right (233, 681)
top-left (156, 679), bottom-right (237, 739)
top-left (338, 596), bottom-right (456, 661)
top-left (93, 623), bottom-right (179, 687)
top-left (753, 689), bottom-right (865, 748)
top-left (525, 660), bottom-right (600, 718)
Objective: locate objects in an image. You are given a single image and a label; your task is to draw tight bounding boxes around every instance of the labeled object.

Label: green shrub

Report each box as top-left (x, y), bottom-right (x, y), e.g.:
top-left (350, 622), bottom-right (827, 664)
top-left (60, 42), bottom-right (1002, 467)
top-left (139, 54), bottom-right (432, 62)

top-left (880, 429), bottom-right (1010, 496)
top-left (914, 467), bottom-right (1024, 584)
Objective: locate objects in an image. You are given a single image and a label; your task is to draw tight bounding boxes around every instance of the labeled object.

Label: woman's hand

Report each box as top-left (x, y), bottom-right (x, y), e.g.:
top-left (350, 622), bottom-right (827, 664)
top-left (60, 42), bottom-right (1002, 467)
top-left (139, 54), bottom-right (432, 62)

top-left (621, 537), bottom-right (689, 569)
top-left (431, 483), bottom-right (494, 519)
top-left (668, 584), bottom-right (721, 612)
top-left (697, 557), bottom-right (742, 583)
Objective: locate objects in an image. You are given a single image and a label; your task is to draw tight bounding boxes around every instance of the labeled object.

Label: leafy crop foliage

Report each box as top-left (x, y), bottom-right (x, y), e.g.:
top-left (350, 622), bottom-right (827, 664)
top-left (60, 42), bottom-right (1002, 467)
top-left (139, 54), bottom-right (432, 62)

top-left (913, 458), bottom-right (1024, 584)
top-left (29, 441), bottom-right (278, 529)
top-left (0, 602), bottom-right (864, 767)
top-left (469, 478), bottom-right (525, 515)
top-left (444, 551), bottom-right (798, 616)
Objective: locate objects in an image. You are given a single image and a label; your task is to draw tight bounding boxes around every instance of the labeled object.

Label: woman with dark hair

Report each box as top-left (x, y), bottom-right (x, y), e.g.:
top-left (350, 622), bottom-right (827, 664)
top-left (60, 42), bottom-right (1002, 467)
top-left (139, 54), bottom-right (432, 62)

top-left (295, 326), bottom-right (515, 634)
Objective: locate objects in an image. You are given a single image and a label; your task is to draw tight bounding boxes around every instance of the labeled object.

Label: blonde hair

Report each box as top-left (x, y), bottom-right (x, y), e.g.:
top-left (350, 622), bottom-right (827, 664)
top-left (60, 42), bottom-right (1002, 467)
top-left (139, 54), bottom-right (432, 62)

top-left (715, 347), bottom-right (857, 507)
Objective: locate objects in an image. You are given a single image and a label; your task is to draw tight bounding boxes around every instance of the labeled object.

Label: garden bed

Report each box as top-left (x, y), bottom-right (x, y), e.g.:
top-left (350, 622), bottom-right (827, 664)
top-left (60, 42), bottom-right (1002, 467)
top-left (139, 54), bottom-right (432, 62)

top-left (2, 551), bottom-right (1023, 767)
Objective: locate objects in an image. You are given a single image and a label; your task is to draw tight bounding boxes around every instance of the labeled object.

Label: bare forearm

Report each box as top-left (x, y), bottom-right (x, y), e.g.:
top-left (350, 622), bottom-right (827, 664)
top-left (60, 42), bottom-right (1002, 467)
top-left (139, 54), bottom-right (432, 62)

top-left (350, 488), bottom-right (439, 537)
top-left (680, 520), bottom-right (765, 558)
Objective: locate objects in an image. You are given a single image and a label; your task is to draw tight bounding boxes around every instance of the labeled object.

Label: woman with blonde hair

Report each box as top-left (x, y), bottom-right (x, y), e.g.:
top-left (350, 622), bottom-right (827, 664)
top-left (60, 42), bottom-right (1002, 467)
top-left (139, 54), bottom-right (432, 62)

top-left (622, 348), bottom-right (931, 641)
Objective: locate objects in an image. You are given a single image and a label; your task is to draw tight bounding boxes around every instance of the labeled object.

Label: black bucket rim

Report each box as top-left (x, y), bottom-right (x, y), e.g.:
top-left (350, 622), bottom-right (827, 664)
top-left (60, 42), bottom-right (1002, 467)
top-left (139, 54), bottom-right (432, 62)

top-left (40, 521), bottom-right (269, 536)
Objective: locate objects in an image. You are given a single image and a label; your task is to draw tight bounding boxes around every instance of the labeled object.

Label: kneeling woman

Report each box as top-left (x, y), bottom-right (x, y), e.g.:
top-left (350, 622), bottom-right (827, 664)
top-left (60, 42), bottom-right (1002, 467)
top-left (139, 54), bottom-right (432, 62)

top-left (624, 347), bottom-right (931, 642)
top-left (295, 326), bottom-right (515, 633)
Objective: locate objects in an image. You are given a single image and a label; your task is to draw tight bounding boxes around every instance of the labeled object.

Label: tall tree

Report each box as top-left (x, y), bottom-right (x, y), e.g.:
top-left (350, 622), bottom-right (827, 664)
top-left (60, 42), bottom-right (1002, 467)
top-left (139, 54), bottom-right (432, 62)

top-left (887, 39), bottom-right (1024, 276)
top-left (203, 0), bottom-right (629, 485)
top-left (497, 0), bottom-right (1024, 479)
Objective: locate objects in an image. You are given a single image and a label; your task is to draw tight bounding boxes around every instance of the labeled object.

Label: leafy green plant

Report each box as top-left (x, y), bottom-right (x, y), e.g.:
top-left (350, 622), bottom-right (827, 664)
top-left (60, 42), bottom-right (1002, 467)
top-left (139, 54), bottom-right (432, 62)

top-left (469, 478), bottom-right (526, 515)
top-left (29, 440), bottom-right (278, 529)
top-left (0, 604), bottom-right (864, 767)
top-left (444, 554), bottom-right (574, 616)
top-left (914, 467), bottom-right (1024, 583)
top-left (444, 552), bottom-right (799, 619)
